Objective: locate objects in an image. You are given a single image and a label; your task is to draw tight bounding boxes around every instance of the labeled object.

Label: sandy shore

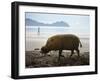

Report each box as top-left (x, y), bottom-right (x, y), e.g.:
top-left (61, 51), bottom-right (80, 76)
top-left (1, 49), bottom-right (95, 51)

top-left (25, 50), bottom-right (89, 68)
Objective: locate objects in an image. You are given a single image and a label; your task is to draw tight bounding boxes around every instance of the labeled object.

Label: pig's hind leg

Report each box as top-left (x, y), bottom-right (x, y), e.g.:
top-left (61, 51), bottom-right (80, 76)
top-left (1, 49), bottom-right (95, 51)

top-left (69, 50), bottom-right (74, 58)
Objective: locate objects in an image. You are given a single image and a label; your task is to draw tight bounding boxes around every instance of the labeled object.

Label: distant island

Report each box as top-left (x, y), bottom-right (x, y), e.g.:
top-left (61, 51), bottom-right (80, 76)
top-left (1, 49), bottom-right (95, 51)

top-left (25, 18), bottom-right (70, 27)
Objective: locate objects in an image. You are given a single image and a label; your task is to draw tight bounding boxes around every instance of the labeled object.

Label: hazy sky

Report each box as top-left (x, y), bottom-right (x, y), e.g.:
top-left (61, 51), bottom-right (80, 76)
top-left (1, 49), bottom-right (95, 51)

top-left (25, 12), bottom-right (90, 28)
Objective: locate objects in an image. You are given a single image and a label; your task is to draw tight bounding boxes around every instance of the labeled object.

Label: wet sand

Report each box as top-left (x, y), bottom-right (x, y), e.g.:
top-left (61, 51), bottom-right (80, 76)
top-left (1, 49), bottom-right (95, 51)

top-left (25, 50), bottom-right (89, 68)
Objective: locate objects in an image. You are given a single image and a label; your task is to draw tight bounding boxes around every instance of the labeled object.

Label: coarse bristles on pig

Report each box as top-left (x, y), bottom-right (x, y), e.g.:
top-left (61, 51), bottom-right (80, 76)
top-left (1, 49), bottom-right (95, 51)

top-left (41, 34), bottom-right (82, 60)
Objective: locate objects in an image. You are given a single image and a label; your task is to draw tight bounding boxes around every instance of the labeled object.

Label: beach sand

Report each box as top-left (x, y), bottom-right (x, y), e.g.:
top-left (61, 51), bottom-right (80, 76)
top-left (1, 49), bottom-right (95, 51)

top-left (25, 50), bottom-right (89, 68)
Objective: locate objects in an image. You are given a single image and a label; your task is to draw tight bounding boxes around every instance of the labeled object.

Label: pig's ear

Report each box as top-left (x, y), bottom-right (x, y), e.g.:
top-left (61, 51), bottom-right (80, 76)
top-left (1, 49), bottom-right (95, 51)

top-left (41, 46), bottom-right (45, 49)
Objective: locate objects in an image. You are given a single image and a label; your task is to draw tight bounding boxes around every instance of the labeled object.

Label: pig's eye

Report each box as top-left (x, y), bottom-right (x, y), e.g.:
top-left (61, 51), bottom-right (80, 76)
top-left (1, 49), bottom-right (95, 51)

top-left (51, 39), bottom-right (54, 42)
